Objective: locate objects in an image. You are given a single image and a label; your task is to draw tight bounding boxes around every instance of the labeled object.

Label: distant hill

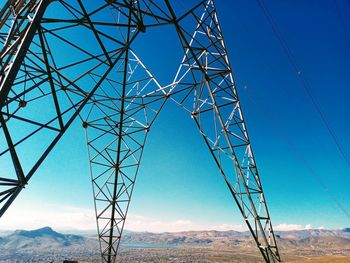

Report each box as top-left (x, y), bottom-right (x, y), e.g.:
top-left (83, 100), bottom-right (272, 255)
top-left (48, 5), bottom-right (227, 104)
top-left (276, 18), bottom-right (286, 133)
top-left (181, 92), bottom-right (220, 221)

top-left (0, 227), bottom-right (349, 262)
top-left (120, 228), bottom-right (350, 245)
top-left (275, 228), bottom-right (350, 239)
top-left (0, 226), bottom-right (86, 251)
top-left (0, 227), bottom-right (98, 262)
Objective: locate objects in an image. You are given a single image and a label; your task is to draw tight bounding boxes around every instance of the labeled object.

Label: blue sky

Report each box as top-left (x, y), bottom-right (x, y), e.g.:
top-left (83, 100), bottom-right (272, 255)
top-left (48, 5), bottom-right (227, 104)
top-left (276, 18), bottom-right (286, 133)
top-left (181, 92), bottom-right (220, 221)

top-left (1, 0), bottom-right (350, 232)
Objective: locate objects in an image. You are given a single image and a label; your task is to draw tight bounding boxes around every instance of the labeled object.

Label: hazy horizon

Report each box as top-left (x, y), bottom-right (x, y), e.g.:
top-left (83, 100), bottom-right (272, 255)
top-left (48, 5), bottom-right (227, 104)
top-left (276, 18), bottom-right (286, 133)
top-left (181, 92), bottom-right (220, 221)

top-left (0, 223), bottom-right (346, 233)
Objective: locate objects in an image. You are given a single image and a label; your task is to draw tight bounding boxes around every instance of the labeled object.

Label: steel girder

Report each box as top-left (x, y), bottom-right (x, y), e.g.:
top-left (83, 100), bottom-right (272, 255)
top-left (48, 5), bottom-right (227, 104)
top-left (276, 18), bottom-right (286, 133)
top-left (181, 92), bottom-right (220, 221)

top-left (0, 0), bottom-right (281, 262)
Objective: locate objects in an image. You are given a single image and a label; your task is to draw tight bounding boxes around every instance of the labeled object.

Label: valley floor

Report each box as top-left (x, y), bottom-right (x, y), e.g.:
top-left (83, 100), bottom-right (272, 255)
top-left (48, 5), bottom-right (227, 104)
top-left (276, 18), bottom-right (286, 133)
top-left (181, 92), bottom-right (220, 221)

top-left (288, 257), bottom-right (350, 263)
top-left (1, 227), bottom-right (350, 262)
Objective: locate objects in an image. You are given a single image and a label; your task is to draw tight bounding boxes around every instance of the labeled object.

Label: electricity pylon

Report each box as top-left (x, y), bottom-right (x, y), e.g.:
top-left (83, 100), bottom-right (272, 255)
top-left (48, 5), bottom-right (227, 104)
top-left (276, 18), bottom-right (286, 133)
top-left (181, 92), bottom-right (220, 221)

top-left (0, 0), bottom-right (281, 262)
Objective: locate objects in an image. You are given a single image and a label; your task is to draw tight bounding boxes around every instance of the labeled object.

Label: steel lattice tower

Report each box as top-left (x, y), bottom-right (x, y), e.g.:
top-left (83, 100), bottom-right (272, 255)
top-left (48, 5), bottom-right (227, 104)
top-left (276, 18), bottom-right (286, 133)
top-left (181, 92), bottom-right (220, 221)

top-left (0, 1), bottom-right (281, 262)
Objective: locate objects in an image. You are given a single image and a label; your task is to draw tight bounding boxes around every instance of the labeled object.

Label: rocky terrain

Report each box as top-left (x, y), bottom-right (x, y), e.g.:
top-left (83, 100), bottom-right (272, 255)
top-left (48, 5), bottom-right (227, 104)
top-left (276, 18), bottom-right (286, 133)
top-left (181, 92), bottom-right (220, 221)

top-left (0, 227), bottom-right (349, 262)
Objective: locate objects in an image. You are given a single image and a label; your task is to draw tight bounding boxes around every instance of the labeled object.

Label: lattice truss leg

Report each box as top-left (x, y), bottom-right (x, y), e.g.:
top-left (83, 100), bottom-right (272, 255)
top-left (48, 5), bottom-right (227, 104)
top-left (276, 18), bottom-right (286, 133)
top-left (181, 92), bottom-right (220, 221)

top-left (83, 50), bottom-right (167, 262)
top-left (0, 1), bottom-right (281, 262)
top-left (166, 1), bottom-right (281, 262)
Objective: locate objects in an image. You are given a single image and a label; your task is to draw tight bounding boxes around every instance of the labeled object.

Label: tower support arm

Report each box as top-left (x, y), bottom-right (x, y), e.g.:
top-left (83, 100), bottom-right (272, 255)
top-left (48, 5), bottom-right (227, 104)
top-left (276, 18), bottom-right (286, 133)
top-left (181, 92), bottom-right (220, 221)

top-left (0, 0), bottom-right (50, 108)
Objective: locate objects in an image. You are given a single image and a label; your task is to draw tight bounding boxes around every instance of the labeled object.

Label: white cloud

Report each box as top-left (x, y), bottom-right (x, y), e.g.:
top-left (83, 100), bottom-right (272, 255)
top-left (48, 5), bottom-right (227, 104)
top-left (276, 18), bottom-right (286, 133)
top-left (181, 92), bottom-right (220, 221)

top-left (0, 202), bottom-right (321, 233)
top-left (0, 203), bottom-right (204, 232)
top-left (274, 223), bottom-right (313, 231)
top-left (124, 215), bottom-right (198, 233)
top-left (124, 216), bottom-right (251, 233)
top-left (304, 224), bottom-right (312, 230)
top-left (1, 202), bottom-right (247, 233)
top-left (0, 203), bottom-right (96, 231)
top-left (211, 223), bottom-right (247, 232)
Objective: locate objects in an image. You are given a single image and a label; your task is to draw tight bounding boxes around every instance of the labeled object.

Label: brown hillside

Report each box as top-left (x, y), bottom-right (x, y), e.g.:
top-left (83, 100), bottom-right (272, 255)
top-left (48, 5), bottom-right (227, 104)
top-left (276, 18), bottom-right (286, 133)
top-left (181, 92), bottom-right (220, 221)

top-left (289, 256), bottom-right (350, 263)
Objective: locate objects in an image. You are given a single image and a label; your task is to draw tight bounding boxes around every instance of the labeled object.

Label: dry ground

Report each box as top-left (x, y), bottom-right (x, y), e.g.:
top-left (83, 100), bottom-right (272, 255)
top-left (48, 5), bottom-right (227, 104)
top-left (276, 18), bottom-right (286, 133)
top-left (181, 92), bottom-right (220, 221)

top-left (288, 257), bottom-right (350, 263)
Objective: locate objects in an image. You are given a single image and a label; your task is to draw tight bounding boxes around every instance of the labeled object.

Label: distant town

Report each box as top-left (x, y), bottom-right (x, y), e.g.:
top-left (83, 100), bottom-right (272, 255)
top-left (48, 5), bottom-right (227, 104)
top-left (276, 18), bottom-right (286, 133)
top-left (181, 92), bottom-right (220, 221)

top-left (0, 227), bottom-right (349, 262)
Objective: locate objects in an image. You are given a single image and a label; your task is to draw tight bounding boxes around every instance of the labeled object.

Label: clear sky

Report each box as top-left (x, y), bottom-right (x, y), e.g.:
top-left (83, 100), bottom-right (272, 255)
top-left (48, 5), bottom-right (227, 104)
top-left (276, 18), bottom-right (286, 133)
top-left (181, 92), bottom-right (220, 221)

top-left (1, 0), bottom-right (350, 232)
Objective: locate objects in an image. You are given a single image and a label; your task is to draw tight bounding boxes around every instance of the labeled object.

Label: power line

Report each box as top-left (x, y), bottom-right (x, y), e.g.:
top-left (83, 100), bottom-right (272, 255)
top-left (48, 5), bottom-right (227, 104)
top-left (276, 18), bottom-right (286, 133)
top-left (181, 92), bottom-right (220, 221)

top-left (242, 87), bottom-right (350, 221)
top-left (256, 0), bottom-right (350, 174)
top-left (333, 0), bottom-right (350, 48)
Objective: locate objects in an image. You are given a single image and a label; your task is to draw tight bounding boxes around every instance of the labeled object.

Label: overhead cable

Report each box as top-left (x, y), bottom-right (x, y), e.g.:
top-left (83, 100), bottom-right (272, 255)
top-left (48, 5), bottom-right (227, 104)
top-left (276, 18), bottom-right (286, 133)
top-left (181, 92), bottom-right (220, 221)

top-left (256, 0), bottom-right (350, 173)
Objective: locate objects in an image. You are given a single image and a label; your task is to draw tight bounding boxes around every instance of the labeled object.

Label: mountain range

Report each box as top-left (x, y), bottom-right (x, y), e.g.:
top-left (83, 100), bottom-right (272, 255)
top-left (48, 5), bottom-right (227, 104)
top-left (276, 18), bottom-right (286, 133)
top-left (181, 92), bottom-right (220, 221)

top-left (0, 227), bottom-right (349, 262)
